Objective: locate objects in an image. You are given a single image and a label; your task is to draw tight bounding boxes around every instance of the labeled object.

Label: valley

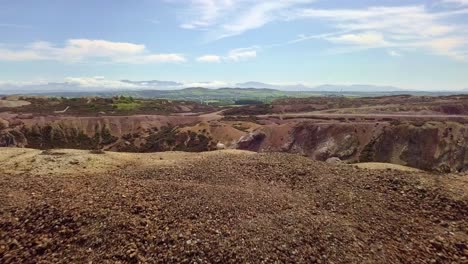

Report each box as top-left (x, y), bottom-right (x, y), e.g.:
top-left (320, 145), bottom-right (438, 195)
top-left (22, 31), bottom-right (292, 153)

top-left (1, 93), bottom-right (467, 172)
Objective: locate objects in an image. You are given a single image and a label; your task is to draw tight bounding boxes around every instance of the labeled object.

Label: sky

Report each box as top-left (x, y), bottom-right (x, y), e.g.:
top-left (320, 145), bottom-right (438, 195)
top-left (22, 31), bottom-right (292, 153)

top-left (1, 0), bottom-right (468, 91)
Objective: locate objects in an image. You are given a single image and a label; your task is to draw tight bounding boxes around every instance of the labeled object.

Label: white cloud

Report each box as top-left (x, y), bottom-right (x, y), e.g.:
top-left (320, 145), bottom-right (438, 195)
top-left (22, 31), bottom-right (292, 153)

top-left (388, 50), bottom-right (402, 57)
top-left (0, 49), bottom-right (45, 61)
top-left (0, 77), bottom-right (142, 92)
top-left (118, 54), bottom-right (186, 63)
top-left (442, 0), bottom-right (468, 6)
top-left (0, 77), bottom-right (235, 92)
top-left (0, 39), bottom-right (186, 63)
top-left (64, 77), bottom-right (140, 89)
top-left (65, 39), bottom-right (145, 57)
top-left (328, 32), bottom-right (387, 46)
top-left (226, 47), bottom-right (257, 61)
top-left (430, 37), bottom-right (465, 51)
top-left (428, 37), bottom-right (466, 59)
top-left (177, 0), bottom-right (314, 39)
top-left (285, 5), bottom-right (468, 60)
top-left (184, 80), bottom-right (229, 88)
top-left (196, 54), bottom-right (222, 62)
top-left (292, 6), bottom-right (466, 38)
top-left (195, 47), bottom-right (258, 63)
top-left (174, 2), bottom-right (468, 60)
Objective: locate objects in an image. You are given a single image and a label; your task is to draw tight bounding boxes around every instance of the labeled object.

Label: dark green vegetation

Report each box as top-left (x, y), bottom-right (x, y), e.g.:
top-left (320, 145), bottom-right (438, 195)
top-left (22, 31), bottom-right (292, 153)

top-left (5, 87), bottom-right (467, 106)
top-left (234, 99), bottom-right (264, 105)
top-left (0, 96), bottom-right (214, 116)
top-left (19, 124), bottom-right (116, 150)
top-left (1, 123), bottom-right (217, 153)
top-left (5, 88), bottom-right (468, 110)
top-left (6, 88), bottom-right (319, 105)
top-left (141, 126), bottom-right (216, 152)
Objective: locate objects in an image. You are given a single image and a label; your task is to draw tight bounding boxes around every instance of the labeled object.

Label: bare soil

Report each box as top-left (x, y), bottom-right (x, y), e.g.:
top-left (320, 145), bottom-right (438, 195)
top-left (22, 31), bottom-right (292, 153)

top-left (1, 149), bottom-right (467, 263)
top-left (353, 162), bottom-right (422, 172)
top-left (0, 100), bottom-right (31, 108)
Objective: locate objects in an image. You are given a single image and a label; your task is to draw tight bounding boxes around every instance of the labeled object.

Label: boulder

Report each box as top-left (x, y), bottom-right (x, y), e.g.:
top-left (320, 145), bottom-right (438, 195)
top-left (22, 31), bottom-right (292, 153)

top-left (326, 157), bottom-right (343, 164)
top-left (216, 143), bottom-right (226, 150)
top-left (235, 131), bottom-right (266, 151)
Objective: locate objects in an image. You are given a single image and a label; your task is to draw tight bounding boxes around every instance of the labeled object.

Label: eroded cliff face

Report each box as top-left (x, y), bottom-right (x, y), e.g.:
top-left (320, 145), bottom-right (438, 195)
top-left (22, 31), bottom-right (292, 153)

top-left (360, 122), bottom-right (467, 172)
top-left (0, 115), bottom-right (218, 152)
top-left (1, 114), bottom-right (467, 172)
top-left (236, 121), bottom-right (468, 172)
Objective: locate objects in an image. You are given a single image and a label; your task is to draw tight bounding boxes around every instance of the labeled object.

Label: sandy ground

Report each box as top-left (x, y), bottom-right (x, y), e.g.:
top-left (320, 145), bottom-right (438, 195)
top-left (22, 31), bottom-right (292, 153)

top-left (353, 162), bottom-right (422, 172)
top-left (0, 100), bottom-right (31, 108)
top-left (0, 148), bottom-right (253, 176)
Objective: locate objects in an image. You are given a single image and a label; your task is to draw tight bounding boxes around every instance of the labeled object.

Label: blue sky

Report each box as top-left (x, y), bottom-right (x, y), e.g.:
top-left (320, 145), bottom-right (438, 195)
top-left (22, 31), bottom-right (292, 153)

top-left (1, 0), bottom-right (468, 91)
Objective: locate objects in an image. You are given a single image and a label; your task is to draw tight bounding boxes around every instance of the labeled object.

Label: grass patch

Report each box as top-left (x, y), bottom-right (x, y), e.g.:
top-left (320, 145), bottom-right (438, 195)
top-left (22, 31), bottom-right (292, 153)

top-left (113, 102), bottom-right (141, 111)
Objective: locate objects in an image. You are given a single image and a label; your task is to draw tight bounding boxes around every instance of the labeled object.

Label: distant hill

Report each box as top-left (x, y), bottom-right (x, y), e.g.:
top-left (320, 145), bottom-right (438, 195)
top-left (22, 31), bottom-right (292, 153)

top-left (1, 79), bottom-right (463, 99)
top-left (7, 87), bottom-right (308, 104)
top-left (236, 82), bottom-right (310, 91)
top-left (312, 84), bottom-right (405, 93)
top-left (234, 82), bottom-right (408, 92)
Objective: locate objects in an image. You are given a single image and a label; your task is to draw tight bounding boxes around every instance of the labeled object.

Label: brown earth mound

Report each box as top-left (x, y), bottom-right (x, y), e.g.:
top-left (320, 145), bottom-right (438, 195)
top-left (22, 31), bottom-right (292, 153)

top-left (223, 94), bottom-right (468, 116)
top-left (0, 150), bottom-right (467, 263)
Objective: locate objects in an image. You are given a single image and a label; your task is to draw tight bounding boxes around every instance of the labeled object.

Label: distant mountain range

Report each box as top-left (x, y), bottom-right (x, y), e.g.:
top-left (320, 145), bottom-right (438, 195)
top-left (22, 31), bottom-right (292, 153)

top-left (0, 79), bottom-right (466, 95)
top-left (235, 82), bottom-right (405, 92)
top-left (312, 84), bottom-right (405, 92)
top-left (235, 82), bottom-right (310, 91)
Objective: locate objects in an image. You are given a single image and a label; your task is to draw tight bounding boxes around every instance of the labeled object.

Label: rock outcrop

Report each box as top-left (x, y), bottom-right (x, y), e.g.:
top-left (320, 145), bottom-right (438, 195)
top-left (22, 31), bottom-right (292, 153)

top-left (1, 113), bottom-right (466, 172)
top-left (360, 122), bottom-right (467, 172)
top-left (236, 121), bottom-right (468, 172)
top-left (0, 115), bottom-right (218, 152)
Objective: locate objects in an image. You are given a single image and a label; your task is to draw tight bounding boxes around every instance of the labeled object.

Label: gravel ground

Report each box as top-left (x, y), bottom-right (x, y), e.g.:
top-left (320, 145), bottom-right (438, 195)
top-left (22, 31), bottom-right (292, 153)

top-left (0, 151), bottom-right (467, 263)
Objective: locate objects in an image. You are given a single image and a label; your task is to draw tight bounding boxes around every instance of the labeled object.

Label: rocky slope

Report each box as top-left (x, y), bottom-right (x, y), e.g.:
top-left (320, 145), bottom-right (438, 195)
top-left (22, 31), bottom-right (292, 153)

top-left (236, 121), bottom-right (468, 172)
top-left (1, 112), bottom-right (467, 171)
top-left (0, 114), bottom-right (225, 152)
top-left (0, 149), bottom-right (467, 263)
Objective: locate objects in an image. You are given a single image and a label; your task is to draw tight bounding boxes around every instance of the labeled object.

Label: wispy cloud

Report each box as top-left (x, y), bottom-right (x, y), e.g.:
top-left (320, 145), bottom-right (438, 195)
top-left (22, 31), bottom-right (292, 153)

top-left (388, 50), bottom-right (402, 57)
top-left (196, 54), bottom-right (222, 62)
top-left (442, 0), bottom-right (468, 6)
top-left (174, 1), bottom-right (468, 60)
top-left (0, 39), bottom-right (186, 63)
top-left (327, 32), bottom-right (387, 46)
top-left (64, 76), bottom-right (141, 89)
top-left (177, 0), bottom-right (314, 40)
top-left (226, 47), bottom-right (257, 61)
top-left (183, 80), bottom-right (229, 88)
top-left (283, 5), bottom-right (468, 60)
top-left (197, 47), bottom-right (258, 63)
